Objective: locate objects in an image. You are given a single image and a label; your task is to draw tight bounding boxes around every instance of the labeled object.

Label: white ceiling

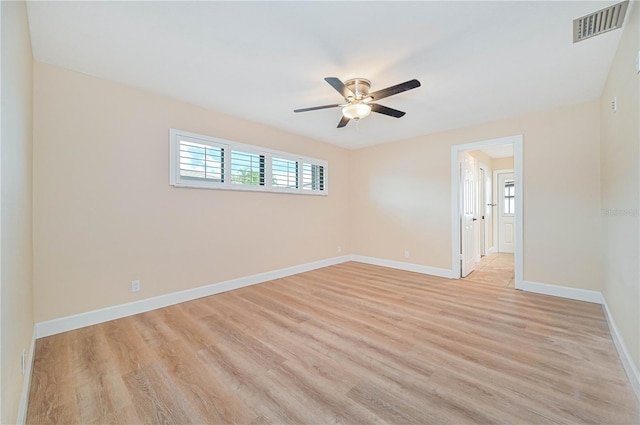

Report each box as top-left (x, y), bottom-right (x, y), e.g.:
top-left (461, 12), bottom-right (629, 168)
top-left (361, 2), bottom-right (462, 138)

top-left (26, 1), bottom-right (626, 149)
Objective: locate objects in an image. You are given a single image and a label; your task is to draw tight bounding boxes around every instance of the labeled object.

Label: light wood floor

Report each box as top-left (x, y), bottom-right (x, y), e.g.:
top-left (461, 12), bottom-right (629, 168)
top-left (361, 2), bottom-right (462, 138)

top-left (27, 262), bottom-right (639, 424)
top-left (464, 253), bottom-right (515, 287)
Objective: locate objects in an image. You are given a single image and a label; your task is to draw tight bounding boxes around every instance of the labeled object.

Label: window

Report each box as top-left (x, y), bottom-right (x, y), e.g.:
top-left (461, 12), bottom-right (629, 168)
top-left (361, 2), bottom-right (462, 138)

top-left (272, 157), bottom-right (298, 189)
top-left (178, 139), bottom-right (224, 183)
top-left (504, 179), bottom-right (515, 214)
top-left (169, 129), bottom-right (327, 195)
top-left (231, 150), bottom-right (265, 186)
top-left (302, 163), bottom-right (325, 191)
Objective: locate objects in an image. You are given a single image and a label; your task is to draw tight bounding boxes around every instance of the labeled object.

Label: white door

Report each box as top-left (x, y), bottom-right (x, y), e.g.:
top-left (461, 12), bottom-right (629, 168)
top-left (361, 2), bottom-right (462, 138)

top-left (498, 172), bottom-right (515, 253)
top-left (461, 153), bottom-right (477, 277)
top-left (478, 165), bottom-right (492, 257)
top-left (482, 166), bottom-right (493, 253)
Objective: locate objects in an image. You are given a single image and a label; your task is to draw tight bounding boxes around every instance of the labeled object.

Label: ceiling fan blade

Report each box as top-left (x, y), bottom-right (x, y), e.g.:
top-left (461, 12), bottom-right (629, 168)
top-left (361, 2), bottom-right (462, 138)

top-left (367, 79), bottom-right (421, 101)
top-left (325, 77), bottom-right (354, 99)
top-left (371, 103), bottom-right (406, 118)
top-left (294, 104), bottom-right (342, 113)
top-left (337, 116), bottom-right (350, 128)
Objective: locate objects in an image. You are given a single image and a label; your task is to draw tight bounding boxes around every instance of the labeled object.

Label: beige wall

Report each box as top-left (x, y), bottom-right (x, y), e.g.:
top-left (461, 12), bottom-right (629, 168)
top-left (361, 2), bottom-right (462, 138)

top-left (33, 63), bottom-right (350, 322)
top-left (350, 100), bottom-right (602, 291)
top-left (1, 1), bottom-right (34, 423)
top-left (600, 2), bottom-right (639, 370)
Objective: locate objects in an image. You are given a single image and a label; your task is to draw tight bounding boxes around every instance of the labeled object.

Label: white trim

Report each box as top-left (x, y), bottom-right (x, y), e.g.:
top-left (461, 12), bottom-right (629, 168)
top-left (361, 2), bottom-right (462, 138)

top-left (513, 139), bottom-right (523, 287)
top-left (518, 280), bottom-right (603, 304)
top-left (16, 326), bottom-right (36, 425)
top-left (451, 135), bottom-right (523, 285)
top-left (350, 255), bottom-right (454, 279)
top-left (36, 256), bottom-right (351, 338)
top-left (487, 246), bottom-right (497, 254)
top-left (601, 297), bottom-right (640, 401)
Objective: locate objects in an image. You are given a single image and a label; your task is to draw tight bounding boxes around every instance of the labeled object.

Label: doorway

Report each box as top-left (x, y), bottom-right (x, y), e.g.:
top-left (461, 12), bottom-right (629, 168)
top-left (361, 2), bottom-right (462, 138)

top-left (450, 135), bottom-right (523, 287)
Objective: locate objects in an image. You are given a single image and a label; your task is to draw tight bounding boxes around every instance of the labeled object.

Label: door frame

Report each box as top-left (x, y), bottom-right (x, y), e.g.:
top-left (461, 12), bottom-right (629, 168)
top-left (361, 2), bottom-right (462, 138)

top-left (450, 135), bottom-right (523, 287)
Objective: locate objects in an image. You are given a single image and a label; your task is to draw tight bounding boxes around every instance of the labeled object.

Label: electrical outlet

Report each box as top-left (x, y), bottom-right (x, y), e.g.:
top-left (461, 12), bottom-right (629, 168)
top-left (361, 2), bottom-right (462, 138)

top-left (612, 97), bottom-right (617, 112)
top-left (21, 349), bottom-right (26, 375)
top-left (131, 280), bottom-right (141, 292)
top-left (337, 246), bottom-right (342, 253)
top-left (404, 250), bottom-right (410, 258)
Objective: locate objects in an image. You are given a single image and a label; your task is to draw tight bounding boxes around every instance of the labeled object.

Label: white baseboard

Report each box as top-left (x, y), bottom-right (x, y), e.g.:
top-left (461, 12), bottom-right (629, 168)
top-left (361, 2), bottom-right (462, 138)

top-left (350, 255), bottom-right (453, 279)
top-left (518, 280), bottom-right (603, 304)
top-left (601, 297), bottom-right (640, 402)
top-left (36, 255), bottom-right (351, 338)
top-left (16, 326), bottom-right (36, 425)
top-left (487, 246), bottom-right (497, 254)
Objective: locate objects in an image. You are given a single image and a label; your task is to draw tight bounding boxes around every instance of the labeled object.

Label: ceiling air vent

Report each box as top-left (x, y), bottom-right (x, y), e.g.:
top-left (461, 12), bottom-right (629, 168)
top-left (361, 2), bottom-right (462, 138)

top-left (573, 0), bottom-right (629, 43)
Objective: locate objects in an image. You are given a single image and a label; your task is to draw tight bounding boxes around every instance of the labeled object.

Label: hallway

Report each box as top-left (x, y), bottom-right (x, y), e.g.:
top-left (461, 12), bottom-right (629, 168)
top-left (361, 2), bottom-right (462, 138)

top-left (463, 253), bottom-right (514, 287)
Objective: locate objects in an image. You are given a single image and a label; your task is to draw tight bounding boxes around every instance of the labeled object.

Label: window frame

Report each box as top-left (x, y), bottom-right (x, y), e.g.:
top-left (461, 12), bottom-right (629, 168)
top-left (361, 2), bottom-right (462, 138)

top-left (503, 179), bottom-right (515, 216)
top-left (169, 129), bottom-right (328, 195)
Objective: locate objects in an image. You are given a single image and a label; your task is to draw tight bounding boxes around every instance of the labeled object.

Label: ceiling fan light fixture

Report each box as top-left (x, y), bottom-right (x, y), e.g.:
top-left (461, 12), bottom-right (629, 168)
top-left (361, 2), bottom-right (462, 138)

top-left (342, 102), bottom-right (371, 120)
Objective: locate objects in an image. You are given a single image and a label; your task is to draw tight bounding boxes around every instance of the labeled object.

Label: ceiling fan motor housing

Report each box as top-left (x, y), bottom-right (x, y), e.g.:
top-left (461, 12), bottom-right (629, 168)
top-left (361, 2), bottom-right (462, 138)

top-left (344, 79), bottom-right (371, 100)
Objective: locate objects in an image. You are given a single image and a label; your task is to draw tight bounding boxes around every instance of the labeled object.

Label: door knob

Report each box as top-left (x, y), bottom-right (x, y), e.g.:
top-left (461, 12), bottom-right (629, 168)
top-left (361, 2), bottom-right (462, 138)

top-left (472, 218), bottom-right (477, 221)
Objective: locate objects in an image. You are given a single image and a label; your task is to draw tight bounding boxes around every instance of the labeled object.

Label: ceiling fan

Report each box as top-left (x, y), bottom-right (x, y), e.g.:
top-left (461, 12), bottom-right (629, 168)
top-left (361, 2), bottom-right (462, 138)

top-left (294, 77), bottom-right (421, 128)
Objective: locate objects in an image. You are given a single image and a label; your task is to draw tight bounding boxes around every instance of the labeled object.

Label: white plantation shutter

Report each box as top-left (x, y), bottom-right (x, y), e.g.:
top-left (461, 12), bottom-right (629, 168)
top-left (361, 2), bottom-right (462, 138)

top-left (272, 157), bottom-right (298, 189)
top-left (302, 163), bottom-right (325, 191)
top-left (170, 129), bottom-right (327, 195)
top-left (231, 150), bottom-right (265, 186)
top-left (178, 140), bottom-right (224, 182)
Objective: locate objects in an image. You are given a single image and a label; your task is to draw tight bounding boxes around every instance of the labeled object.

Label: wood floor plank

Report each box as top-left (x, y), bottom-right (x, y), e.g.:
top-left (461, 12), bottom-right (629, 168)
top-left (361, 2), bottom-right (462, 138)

top-left (154, 339), bottom-right (258, 424)
top-left (101, 317), bottom-right (156, 375)
top-left (122, 362), bottom-right (200, 425)
top-left (71, 328), bottom-right (136, 425)
top-left (26, 261), bottom-right (640, 424)
top-left (26, 333), bottom-right (80, 425)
